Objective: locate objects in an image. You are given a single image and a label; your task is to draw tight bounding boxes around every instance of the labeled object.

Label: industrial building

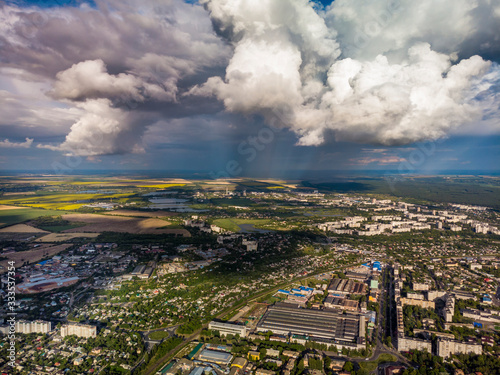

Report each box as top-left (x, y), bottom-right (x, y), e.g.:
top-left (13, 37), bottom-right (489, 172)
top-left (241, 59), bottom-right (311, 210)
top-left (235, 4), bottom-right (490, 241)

top-left (187, 343), bottom-right (204, 360)
top-left (208, 321), bottom-right (247, 337)
top-left (345, 271), bottom-right (369, 281)
top-left (327, 278), bottom-right (367, 295)
top-left (323, 296), bottom-right (359, 311)
top-left (198, 349), bottom-right (233, 366)
top-left (256, 303), bottom-right (365, 349)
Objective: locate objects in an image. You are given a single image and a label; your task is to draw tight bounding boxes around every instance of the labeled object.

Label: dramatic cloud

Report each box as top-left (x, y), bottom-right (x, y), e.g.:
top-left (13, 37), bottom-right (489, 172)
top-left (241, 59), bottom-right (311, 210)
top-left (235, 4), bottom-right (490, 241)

top-left (316, 45), bottom-right (491, 145)
top-left (192, 0), bottom-right (500, 146)
top-left (0, 137), bottom-right (33, 148)
top-left (0, 0), bottom-right (228, 77)
top-left (191, 0), bottom-right (500, 145)
top-left (50, 59), bottom-right (177, 103)
top-left (0, 70), bottom-right (81, 139)
top-left (38, 99), bottom-right (148, 156)
top-left (326, 0), bottom-right (500, 62)
top-left (1, 0), bottom-right (500, 157)
top-left (0, 0), bottom-right (230, 155)
top-left (190, 0), bottom-right (340, 116)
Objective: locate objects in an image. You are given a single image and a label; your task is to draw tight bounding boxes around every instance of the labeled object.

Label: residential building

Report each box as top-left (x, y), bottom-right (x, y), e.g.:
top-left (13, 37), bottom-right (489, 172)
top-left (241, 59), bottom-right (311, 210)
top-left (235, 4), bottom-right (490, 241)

top-left (436, 339), bottom-right (482, 358)
top-left (15, 320), bottom-right (52, 334)
top-left (60, 323), bottom-right (97, 338)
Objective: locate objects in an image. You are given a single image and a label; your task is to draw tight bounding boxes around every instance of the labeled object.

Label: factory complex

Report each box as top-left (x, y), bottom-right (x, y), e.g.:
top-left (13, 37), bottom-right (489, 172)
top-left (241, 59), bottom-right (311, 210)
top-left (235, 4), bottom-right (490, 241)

top-left (255, 303), bottom-right (365, 350)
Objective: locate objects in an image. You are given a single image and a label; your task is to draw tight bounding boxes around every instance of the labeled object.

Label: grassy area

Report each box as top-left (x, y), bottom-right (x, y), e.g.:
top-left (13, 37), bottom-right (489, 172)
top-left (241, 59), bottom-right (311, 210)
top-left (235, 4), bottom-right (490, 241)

top-left (159, 223), bottom-right (184, 229)
top-left (148, 331), bottom-right (170, 340)
top-left (139, 337), bottom-right (186, 375)
top-left (235, 181), bottom-right (273, 188)
top-left (189, 204), bottom-right (212, 210)
top-left (358, 353), bottom-right (397, 372)
top-left (0, 208), bottom-right (72, 227)
top-left (0, 192), bottom-right (137, 208)
top-left (212, 218), bottom-right (271, 232)
top-left (38, 224), bottom-right (85, 232)
top-left (211, 198), bottom-right (256, 207)
top-left (212, 218), bottom-right (242, 232)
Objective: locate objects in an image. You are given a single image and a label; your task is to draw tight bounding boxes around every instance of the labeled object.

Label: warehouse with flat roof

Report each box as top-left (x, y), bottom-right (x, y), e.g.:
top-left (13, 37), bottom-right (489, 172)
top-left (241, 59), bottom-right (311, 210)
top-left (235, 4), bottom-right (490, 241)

top-left (208, 321), bottom-right (247, 337)
top-left (256, 303), bottom-right (365, 349)
top-left (198, 349), bottom-right (233, 366)
top-left (327, 278), bottom-right (367, 295)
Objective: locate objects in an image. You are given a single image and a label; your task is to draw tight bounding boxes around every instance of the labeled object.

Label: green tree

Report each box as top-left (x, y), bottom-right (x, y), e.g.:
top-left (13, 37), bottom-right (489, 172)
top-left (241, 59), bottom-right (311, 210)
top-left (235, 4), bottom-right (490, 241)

top-left (260, 347), bottom-right (267, 359)
top-left (297, 359), bottom-right (305, 372)
top-left (324, 356), bottom-right (331, 370)
top-left (343, 361), bottom-right (354, 372)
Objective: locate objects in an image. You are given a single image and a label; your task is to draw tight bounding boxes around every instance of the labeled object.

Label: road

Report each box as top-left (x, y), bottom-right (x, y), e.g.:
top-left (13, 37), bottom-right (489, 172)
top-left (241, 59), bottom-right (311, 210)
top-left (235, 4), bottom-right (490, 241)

top-left (428, 268), bottom-right (444, 291)
top-left (69, 288), bottom-right (87, 309)
top-left (361, 266), bottom-right (410, 373)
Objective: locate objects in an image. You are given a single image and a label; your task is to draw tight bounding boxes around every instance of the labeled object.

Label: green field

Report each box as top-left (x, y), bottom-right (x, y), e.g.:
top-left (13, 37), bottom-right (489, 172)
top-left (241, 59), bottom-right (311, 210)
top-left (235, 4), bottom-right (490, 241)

top-left (148, 331), bottom-right (170, 341)
top-left (38, 224), bottom-right (85, 232)
top-left (213, 218), bottom-right (271, 232)
top-left (211, 198), bottom-right (256, 207)
top-left (0, 208), bottom-right (72, 227)
top-left (0, 192), bottom-right (137, 207)
top-left (357, 353), bottom-right (397, 372)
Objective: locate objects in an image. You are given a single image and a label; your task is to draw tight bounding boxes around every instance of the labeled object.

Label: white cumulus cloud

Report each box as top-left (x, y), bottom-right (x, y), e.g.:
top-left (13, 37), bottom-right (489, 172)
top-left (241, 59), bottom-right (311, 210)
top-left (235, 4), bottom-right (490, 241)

top-left (191, 0), bottom-right (500, 146)
top-left (0, 137), bottom-right (33, 148)
top-left (38, 99), bottom-right (147, 156)
top-left (50, 59), bottom-right (176, 103)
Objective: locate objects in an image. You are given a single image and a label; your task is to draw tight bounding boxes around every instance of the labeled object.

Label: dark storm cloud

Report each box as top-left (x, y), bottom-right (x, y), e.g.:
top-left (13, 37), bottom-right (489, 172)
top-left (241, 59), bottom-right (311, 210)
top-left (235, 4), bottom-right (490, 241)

top-left (0, 0), bottom-right (231, 155)
top-left (0, 0), bottom-right (499, 159)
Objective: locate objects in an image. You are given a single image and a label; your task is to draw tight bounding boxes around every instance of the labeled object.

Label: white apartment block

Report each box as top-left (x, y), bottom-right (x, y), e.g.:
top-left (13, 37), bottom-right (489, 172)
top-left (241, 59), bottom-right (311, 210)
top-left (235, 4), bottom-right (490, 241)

top-left (60, 323), bottom-right (97, 338)
top-left (15, 320), bottom-right (52, 334)
top-left (437, 339), bottom-right (482, 358)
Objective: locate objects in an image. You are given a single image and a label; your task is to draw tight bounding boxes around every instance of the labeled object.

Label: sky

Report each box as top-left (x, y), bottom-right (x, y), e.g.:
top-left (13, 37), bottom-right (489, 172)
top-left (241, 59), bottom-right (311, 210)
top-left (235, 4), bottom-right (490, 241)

top-left (0, 0), bottom-right (499, 177)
